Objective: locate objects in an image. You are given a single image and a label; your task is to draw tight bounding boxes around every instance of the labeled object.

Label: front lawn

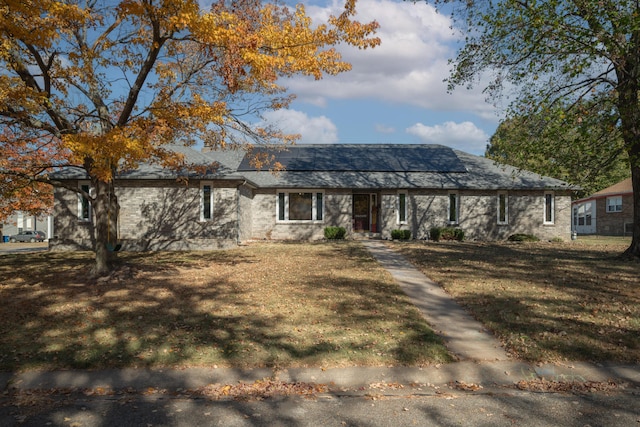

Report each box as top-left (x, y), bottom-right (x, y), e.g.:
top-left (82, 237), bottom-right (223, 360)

top-left (396, 240), bottom-right (640, 363)
top-left (0, 242), bottom-right (453, 372)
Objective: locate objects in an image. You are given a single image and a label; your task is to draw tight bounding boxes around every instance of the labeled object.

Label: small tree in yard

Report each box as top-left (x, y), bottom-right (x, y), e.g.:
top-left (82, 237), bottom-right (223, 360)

top-left (427, 0), bottom-right (640, 259)
top-left (0, 0), bottom-right (379, 275)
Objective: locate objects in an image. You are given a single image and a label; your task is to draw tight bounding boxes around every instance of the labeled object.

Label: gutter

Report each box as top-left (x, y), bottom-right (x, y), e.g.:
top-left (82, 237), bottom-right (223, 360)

top-left (236, 180), bottom-right (247, 245)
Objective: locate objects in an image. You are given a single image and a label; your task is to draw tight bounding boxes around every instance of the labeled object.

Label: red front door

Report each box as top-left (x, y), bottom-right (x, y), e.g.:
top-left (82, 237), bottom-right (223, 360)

top-left (353, 194), bottom-right (370, 231)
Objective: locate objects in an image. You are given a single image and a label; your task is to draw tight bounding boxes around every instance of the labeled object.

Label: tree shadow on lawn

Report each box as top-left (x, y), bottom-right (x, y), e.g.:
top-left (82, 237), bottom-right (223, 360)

top-left (396, 242), bottom-right (640, 363)
top-left (0, 242), bottom-right (452, 372)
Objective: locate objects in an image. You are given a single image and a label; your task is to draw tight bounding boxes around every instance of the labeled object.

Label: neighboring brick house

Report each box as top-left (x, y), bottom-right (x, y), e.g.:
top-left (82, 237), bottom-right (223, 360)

top-left (50, 144), bottom-right (576, 250)
top-left (572, 178), bottom-right (634, 236)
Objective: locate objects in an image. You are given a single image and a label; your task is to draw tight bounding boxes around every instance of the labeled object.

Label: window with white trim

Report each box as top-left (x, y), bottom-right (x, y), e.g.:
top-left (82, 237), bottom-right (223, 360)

top-left (277, 191), bottom-right (324, 222)
top-left (397, 192), bottom-right (408, 224)
top-left (448, 193), bottom-right (459, 224)
top-left (78, 182), bottom-right (92, 222)
top-left (606, 196), bottom-right (622, 212)
top-left (544, 192), bottom-right (554, 224)
top-left (497, 192), bottom-right (508, 225)
top-left (200, 182), bottom-right (214, 221)
top-left (574, 202), bottom-right (593, 226)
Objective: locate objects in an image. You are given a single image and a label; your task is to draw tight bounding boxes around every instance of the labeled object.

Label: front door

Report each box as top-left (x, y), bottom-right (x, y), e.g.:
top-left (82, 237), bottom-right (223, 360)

top-left (353, 194), bottom-right (370, 231)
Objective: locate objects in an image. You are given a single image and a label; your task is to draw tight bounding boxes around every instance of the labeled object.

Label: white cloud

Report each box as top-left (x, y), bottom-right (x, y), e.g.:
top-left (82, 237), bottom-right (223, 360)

top-left (261, 109), bottom-right (338, 144)
top-left (286, 0), bottom-right (497, 120)
top-left (406, 121), bottom-right (489, 154)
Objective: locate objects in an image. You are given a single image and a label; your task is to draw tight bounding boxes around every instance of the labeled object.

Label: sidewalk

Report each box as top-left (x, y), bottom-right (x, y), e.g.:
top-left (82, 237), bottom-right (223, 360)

top-left (362, 240), bottom-right (509, 362)
top-left (3, 361), bottom-right (639, 395)
top-left (1, 241), bottom-right (639, 395)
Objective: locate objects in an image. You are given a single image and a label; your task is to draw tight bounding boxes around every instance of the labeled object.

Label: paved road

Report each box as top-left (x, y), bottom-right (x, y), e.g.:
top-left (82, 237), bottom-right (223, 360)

top-left (0, 241), bottom-right (48, 254)
top-left (2, 385), bottom-right (639, 427)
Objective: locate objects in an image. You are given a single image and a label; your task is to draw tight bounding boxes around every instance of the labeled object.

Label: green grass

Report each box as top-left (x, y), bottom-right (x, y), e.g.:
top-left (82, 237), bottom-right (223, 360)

top-left (0, 242), bottom-right (453, 372)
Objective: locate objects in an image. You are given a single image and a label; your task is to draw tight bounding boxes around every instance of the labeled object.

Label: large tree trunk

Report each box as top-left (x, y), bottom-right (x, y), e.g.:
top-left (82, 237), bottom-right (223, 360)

top-left (616, 39), bottom-right (640, 259)
top-left (92, 178), bottom-right (119, 276)
top-left (623, 150), bottom-right (640, 259)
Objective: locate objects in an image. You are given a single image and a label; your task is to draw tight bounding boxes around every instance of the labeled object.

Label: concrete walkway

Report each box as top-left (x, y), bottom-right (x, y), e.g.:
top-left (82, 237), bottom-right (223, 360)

top-left (361, 240), bottom-right (510, 362)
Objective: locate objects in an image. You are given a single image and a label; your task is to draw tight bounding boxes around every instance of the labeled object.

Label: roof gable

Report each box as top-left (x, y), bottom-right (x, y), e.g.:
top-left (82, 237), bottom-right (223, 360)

top-left (591, 178), bottom-right (632, 197)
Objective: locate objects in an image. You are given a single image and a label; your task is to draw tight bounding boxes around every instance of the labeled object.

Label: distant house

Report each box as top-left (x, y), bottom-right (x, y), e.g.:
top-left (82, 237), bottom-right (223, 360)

top-left (50, 144), bottom-right (576, 251)
top-left (572, 178), bottom-right (634, 236)
top-left (1, 212), bottom-right (53, 242)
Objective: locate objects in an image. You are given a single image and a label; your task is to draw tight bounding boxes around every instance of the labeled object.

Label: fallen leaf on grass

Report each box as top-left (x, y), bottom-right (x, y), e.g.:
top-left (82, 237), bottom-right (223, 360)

top-left (449, 380), bottom-right (483, 391)
top-left (197, 378), bottom-right (328, 400)
top-left (515, 379), bottom-right (624, 394)
top-left (369, 382), bottom-right (405, 390)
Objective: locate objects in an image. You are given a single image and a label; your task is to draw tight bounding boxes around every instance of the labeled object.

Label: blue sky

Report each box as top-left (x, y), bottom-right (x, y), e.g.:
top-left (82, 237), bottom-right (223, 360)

top-left (258, 0), bottom-right (505, 156)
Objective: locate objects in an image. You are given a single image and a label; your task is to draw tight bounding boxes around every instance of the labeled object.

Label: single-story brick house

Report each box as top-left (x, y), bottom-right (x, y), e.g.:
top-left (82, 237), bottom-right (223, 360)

top-left (572, 178), bottom-right (634, 236)
top-left (50, 144), bottom-right (575, 250)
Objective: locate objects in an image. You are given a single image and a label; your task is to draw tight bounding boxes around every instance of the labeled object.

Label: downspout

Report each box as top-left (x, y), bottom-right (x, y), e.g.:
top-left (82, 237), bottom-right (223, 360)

top-left (236, 180), bottom-right (246, 245)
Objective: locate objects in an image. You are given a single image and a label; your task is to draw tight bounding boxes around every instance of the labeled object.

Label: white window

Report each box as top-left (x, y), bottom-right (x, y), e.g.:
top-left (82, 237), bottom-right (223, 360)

top-left (200, 182), bottom-right (214, 221)
top-left (78, 182), bottom-right (92, 222)
top-left (448, 193), bottom-right (459, 224)
top-left (277, 191), bottom-right (324, 222)
top-left (397, 192), bottom-right (408, 224)
top-left (606, 196), bottom-right (622, 212)
top-left (544, 192), bottom-right (554, 224)
top-left (17, 212), bottom-right (24, 231)
top-left (497, 192), bottom-right (508, 225)
top-left (574, 203), bottom-right (593, 226)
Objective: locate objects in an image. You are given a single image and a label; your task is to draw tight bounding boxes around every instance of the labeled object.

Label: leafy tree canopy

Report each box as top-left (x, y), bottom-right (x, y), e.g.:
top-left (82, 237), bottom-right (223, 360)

top-left (431, 0), bottom-right (640, 257)
top-left (0, 0), bottom-right (380, 273)
top-left (486, 97), bottom-right (630, 198)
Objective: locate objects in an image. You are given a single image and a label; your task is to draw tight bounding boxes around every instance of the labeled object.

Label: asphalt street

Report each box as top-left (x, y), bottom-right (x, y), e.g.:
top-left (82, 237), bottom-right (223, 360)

top-left (2, 385), bottom-right (639, 427)
top-left (0, 241), bottom-right (48, 254)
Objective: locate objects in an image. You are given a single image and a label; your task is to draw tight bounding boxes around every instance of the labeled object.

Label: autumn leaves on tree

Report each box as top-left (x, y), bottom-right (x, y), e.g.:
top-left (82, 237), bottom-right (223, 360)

top-left (0, 0), bottom-right (379, 274)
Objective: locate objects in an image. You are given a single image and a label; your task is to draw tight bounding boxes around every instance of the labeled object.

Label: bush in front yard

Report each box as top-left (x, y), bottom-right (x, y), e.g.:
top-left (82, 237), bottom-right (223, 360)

top-left (508, 233), bottom-right (540, 242)
top-left (430, 227), bottom-right (464, 242)
top-left (391, 229), bottom-right (411, 240)
top-left (324, 226), bottom-right (346, 240)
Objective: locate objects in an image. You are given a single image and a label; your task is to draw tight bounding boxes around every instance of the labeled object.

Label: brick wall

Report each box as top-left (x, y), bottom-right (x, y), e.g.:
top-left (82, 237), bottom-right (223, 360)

top-left (248, 189), bottom-right (351, 240)
top-left (595, 194), bottom-right (634, 236)
top-left (51, 179), bottom-right (241, 251)
top-left (52, 180), bottom-right (574, 249)
top-left (247, 189), bottom-right (571, 242)
top-left (388, 190), bottom-right (572, 241)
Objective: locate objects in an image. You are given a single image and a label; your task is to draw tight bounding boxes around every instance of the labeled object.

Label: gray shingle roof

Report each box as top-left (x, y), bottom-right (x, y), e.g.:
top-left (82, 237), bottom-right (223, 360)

top-left (232, 144), bottom-right (575, 191)
top-left (50, 144), bottom-right (246, 180)
top-left (51, 143), bottom-right (577, 191)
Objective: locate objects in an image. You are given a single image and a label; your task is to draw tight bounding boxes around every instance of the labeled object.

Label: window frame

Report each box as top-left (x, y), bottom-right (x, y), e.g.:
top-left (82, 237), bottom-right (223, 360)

top-left (276, 190), bottom-right (325, 223)
top-left (606, 196), bottom-right (622, 213)
top-left (448, 192), bottom-right (459, 225)
top-left (200, 182), bottom-right (214, 222)
top-left (78, 181), bottom-right (93, 223)
top-left (543, 192), bottom-right (555, 224)
top-left (573, 202), bottom-right (593, 226)
top-left (397, 191), bottom-right (408, 225)
top-left (497, 192), bottom-right (508, 225)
